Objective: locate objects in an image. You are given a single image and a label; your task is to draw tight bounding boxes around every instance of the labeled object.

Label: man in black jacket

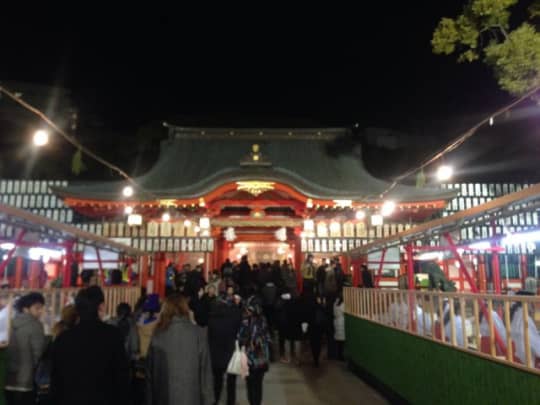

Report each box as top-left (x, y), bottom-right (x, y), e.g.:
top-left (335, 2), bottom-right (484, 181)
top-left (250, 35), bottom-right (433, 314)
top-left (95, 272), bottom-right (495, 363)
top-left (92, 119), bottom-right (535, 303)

top-left (207, 298), bottom-right (242, 405)
top-left (50, 286), bottom-right (130, 405)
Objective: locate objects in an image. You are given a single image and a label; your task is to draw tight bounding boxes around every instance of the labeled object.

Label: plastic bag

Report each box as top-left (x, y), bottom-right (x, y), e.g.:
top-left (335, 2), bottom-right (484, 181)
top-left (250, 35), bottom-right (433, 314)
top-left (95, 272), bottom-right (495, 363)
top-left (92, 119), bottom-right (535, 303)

top-left (227, 340), bottom-right (249, 378)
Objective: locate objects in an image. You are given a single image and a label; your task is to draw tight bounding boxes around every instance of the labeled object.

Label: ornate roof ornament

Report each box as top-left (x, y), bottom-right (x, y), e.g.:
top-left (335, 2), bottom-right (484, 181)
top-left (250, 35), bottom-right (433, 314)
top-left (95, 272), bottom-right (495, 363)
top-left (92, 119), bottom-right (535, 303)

top-left (236, 181), bottom-right (275, 197)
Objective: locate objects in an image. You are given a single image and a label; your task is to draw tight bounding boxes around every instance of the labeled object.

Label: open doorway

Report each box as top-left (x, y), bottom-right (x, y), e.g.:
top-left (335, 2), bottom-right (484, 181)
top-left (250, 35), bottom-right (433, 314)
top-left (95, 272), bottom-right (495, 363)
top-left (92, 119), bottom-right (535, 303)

top-left (229, 242), bottom-right (292, 264)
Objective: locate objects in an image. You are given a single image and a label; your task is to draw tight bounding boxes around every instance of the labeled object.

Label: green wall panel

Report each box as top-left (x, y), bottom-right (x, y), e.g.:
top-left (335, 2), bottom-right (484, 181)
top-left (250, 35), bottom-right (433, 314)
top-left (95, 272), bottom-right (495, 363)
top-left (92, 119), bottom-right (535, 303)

top-left (0, 350), bottom-right (5, 405)
top-left (345, 314), bottom-right (540, 405)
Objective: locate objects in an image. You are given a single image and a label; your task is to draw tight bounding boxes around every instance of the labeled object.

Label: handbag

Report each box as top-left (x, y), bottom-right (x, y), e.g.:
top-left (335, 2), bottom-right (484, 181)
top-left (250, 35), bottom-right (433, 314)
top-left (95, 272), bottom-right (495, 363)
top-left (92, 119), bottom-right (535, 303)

top-left (226, 340), bottom-right (249, 378)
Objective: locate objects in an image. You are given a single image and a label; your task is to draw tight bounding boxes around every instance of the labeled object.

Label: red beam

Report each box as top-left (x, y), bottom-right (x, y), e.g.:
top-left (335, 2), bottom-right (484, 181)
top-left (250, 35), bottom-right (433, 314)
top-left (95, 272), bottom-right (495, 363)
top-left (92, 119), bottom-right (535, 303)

top-left (375, 248), bottom-right (387, 288)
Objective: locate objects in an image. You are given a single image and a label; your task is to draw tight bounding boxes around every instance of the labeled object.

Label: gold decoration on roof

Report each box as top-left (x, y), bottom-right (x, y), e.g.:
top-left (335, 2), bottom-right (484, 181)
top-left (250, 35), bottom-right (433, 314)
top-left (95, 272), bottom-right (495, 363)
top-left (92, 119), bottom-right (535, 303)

top-left (159, 199), bottom-right (177, 207)
top-left (236, 181), bottom-right (275, 196)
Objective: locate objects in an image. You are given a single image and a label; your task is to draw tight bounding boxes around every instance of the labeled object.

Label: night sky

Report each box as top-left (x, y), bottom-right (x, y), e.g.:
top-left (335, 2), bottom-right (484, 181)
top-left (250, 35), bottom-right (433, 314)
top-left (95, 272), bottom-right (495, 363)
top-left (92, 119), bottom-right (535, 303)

top-left (0, 4), bottom-right (538, 183)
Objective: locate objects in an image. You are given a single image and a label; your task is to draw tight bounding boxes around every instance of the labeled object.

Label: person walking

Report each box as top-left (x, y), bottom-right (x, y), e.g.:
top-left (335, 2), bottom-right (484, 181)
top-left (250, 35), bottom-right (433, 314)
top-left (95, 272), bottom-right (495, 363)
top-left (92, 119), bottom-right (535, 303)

top-left (334, 294), bottom-right (346, 361)
top-left (208, 296), bottom-right (242, 405)
top-left (301, 254), bottom-right (316, 294)
top-left (238, 296), bottom-right (271, 405)
top-left (5, 292), bottom-right (46, 405)
top-left (145, 293), bottom-right (213, 405)
top-left (50, 286), bottom-right (130, 405)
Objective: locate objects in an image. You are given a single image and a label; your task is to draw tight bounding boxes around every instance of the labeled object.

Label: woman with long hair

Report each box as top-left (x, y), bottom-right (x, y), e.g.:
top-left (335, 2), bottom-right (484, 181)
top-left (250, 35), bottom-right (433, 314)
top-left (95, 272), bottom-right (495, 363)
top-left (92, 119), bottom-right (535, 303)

top-left (146, 293), bottom-right (213, 405)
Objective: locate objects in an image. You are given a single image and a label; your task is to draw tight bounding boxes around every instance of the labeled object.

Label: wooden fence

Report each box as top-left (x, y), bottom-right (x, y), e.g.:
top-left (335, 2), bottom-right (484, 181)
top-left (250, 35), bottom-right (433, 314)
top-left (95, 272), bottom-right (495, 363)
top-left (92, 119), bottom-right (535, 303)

top-left (0, 286), bottom-right (140, 346)
top-left (344, 287), bottom-right (540, 373)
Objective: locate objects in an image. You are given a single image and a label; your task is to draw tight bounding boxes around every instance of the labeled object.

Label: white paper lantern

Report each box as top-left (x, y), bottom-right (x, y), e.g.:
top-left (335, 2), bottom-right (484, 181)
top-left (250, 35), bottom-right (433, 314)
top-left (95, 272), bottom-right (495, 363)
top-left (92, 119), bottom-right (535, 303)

top-left (275, 227), bottom-right (287, 242)
top-left (224, 227), bottom-right (237, 242)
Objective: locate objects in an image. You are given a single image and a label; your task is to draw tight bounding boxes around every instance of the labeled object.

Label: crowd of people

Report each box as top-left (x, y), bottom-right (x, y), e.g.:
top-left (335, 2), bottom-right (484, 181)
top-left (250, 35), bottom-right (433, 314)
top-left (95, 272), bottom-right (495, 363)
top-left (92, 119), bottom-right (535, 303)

top-left (4, 253), bottom-right (348, 405)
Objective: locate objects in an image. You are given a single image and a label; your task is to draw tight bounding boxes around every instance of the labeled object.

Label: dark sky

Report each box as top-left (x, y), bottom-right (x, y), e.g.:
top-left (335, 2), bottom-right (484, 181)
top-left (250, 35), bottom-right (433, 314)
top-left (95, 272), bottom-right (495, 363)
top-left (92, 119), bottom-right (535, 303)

top-left (0, 4), bottom-right (538, 183)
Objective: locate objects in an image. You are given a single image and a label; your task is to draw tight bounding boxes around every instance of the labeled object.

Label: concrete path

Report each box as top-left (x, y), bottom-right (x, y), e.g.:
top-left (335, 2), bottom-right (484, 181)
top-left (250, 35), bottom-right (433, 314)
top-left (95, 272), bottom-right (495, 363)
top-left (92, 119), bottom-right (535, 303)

top-left (228, 360), bottom-right (389, 405)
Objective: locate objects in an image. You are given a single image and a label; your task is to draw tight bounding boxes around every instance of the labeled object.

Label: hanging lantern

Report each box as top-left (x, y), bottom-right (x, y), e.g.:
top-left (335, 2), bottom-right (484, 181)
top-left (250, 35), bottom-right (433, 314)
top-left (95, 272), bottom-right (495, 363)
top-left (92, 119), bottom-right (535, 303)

top-left (381, 201), bottom-right (396, 217)
top-left (303, 219), bottom-right (314, 232)
top-left (275, 227), bottom-right (287, 242)
top-left (355, 210), bottom-right (366, 220)
top-left (199, 217), bottom-right (210, 229)
top-left (329, 221), bottom-right (341, 233)
top-left (224, 227), bottom-right (237, 242)
top-left (127, 214), bottom-right (143, 226)
top-left (371, 214), bottom-right (383, 226)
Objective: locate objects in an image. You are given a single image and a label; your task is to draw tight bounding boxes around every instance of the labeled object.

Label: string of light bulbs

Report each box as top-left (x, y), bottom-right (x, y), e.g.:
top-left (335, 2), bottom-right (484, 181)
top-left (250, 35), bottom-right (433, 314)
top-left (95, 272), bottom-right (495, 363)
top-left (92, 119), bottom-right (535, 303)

top-left (376, 84), bottom-right (540, 199)
top-left (0, 85), bottom-right (157, 200)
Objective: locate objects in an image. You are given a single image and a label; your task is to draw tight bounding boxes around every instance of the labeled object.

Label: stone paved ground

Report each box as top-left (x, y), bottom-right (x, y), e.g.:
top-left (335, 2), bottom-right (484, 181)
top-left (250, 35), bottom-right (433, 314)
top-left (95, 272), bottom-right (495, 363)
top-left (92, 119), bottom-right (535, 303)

top-left (228, 359), bottom-right (390, 405)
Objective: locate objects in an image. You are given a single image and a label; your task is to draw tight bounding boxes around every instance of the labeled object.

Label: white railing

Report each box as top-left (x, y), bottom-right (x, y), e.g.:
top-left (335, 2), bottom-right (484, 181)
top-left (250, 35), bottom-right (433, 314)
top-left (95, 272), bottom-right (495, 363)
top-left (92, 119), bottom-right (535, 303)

top-left (0, 286), bottom-right (140, 346)
top-left (344, 287), bottom-right (540, 373)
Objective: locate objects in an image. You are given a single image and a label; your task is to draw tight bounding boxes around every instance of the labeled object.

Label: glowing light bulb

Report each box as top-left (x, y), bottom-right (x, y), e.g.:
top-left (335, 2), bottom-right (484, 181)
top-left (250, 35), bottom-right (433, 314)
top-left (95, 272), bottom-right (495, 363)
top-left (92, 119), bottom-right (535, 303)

top-left (436, 165), bottom-right (453, 182)
top-left (122, 186), bottom-right (134, 197)
top-left (33, 130), bottom-right (49, 146)
top-left (381, 201), bottom-right (396, 217)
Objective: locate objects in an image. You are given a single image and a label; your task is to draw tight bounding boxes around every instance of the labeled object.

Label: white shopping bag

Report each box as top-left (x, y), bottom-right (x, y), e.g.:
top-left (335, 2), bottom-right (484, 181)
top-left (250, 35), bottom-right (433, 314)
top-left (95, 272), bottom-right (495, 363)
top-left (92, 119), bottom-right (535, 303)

top-left (227, 340), bottom-right (249, 378)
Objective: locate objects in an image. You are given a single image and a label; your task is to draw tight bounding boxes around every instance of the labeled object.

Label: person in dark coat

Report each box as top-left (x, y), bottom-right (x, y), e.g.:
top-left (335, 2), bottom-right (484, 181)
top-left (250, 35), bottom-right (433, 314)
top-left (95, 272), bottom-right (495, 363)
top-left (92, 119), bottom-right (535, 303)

top-left (361, 264), bottom-right (374, 288)
top-left (300, 290), bottom-right (326, 367)
top-left (261, 280), bottom-right (278, 333)
top-left (146, 293), bottom-right (214, 405)
top-left (207, 297), bottom-right (242, 405)
top-left (190, 287), bottom-right (211, 327)
top-left (185, 266), bottom-right (206, 299)
top-left (277, 293), bottom-right (303, 364)
top-left (5, 292), bottom-right (46, 405)
top-left (50, 286), bottom-right (130, 405)
top-left (238, 255), bottom-right (252, 297)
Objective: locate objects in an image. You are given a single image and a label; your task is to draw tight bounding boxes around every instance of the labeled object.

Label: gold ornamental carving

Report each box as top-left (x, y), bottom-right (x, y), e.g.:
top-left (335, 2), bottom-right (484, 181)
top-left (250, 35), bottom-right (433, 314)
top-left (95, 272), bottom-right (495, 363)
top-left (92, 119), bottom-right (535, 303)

top-left (236, 181), bottom-right (275, 197)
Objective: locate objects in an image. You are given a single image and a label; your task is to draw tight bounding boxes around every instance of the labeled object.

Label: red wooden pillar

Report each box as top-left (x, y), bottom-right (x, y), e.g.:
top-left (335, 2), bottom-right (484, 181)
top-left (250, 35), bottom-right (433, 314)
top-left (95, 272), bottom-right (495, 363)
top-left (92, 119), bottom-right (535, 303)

top-left (154, 253), bottom-right (167, 297)
top-left (14, 257), bottom-right (24, 288)
top-left (406, 244), bottom-right (414, 290)
top-left (478, 254), bottom-right (487, 293)
top-left (442, 259), bottom-right (449, 278)
top-left (63, 241), bottom-right (75, 288)
top-left (520, 254), bottom-right (528, 289)
top-left (294, 236), bottom-right (302, 270)
top-left (28, 261), bottom-right (40, 289)
top-left (351, 260), bottom-right (360, 287)
top-left (492, 250), bottom-right (502, 294)
top-left (141, 255), bottom-right (149, 290)
top-left (293, 236), bottom-right (303, 293)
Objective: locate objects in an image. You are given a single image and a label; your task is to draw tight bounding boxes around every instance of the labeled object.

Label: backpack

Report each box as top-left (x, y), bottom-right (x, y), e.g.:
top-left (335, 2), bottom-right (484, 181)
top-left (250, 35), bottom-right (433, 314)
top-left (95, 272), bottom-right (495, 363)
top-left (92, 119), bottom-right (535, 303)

top-left (223, 265), bottom-right (233, 277)
top-left (324, 269), bottom-right (338, 294)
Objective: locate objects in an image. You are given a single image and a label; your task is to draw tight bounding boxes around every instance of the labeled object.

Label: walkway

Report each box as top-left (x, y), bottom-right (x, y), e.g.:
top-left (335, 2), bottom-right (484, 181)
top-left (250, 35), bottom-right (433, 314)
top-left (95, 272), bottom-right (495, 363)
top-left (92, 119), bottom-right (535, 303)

top-left (233, 360), bottom-right (389, 405)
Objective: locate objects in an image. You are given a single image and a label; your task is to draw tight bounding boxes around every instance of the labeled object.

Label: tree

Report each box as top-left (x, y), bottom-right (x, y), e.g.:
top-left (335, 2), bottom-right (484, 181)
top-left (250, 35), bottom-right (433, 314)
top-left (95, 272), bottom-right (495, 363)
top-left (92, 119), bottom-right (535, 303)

top-left (432, 0), bottom-right (540, 95)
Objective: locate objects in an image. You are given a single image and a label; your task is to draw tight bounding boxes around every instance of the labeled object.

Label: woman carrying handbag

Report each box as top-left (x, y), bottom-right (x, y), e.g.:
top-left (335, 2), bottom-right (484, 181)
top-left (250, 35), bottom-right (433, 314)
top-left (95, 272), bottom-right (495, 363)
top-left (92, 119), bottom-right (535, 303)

top-left (238, 295), bottom-right (272, 405)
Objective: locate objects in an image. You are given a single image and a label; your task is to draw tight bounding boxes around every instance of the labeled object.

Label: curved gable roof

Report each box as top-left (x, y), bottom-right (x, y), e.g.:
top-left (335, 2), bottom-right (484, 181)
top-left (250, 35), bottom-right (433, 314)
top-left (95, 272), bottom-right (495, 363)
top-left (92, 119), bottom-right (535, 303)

top-left (54, 127), bottom-right (456, 203)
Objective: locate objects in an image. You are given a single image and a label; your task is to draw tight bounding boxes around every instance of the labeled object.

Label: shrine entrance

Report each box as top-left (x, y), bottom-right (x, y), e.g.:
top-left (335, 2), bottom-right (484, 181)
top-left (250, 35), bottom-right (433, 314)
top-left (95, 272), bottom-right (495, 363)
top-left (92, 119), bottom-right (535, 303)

top-left (228, 241), bottom-right (293, 264)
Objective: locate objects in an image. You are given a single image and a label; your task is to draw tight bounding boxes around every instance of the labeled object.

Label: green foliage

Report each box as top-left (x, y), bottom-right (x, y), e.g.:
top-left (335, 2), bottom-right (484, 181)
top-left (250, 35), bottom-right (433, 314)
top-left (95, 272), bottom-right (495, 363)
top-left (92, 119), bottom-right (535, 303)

top-left (530, 0), bottom-right (540, 18)
top-left (485, 23), bottom-right (540, 94)
top-left (71, 148), bottom-right (87, 176)
top-left (432, 0), bottom-right (540, 95)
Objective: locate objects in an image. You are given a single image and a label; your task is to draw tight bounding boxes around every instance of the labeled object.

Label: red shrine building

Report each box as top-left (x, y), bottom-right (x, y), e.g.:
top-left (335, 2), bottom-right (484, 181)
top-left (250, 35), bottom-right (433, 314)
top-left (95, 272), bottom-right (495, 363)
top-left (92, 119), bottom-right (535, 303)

top-left (53, 127), bottom-right (455, 284)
